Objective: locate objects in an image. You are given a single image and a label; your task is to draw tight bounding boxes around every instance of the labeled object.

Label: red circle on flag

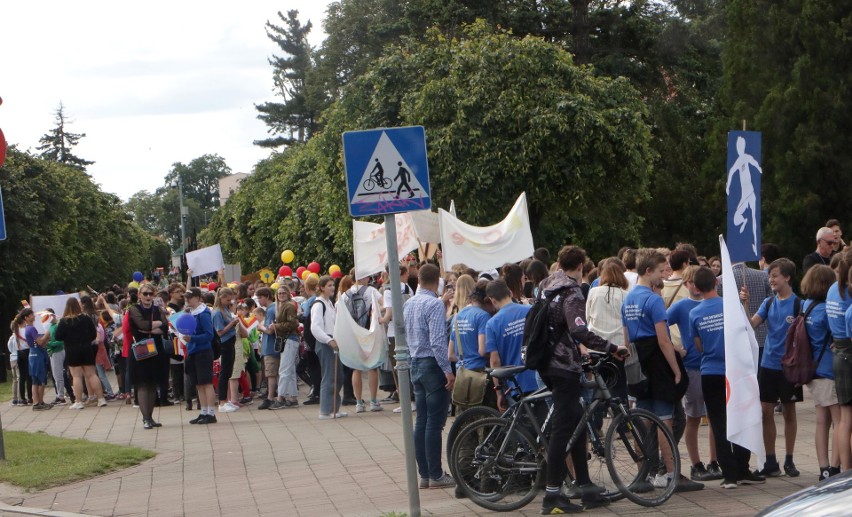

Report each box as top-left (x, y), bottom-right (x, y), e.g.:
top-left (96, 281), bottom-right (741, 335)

top-left (725, 376), bottom-right (731, 405)
top-left (0, 127), bottom-right (6, 167)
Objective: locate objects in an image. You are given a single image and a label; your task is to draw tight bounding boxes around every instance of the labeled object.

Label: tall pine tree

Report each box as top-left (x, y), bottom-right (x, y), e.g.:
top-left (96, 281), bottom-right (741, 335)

top-left (36, 102), bottom-right (94, 170)
top-left (254, 10), bottom-right (323, 148)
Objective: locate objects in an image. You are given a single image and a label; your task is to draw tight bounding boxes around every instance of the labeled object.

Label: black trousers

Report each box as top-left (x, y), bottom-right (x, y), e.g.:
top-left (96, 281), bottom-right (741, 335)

top-left (18, 349), bottom-right (32, 401)
top-left (218, 337), bottom-right (236, 402)
top-left (702, 375), bottom-right (751, 481)
top-left (543, 374), bottom-right (590, 488)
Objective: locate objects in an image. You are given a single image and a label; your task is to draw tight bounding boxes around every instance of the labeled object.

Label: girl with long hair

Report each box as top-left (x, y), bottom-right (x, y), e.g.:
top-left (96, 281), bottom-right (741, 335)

top-left (55, 298), bottom-right (105, 410)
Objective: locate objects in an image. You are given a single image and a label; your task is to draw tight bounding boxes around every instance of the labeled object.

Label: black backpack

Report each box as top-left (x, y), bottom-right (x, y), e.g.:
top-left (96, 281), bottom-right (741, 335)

top-left (300, 297), bottom-right (326, 350)
top-left (523, 286), bottom-right (569, 371)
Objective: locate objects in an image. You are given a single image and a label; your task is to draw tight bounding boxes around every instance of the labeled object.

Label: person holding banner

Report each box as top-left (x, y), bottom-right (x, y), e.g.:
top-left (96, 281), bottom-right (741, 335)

top-left (691, 266), bottom-right (764, 488)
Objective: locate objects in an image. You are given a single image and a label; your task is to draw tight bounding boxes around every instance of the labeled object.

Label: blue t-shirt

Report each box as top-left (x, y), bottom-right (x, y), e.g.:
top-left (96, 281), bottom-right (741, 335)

top-left (826, 282), bottom-right (850, 339)
top-left (802, 300), bottom-right (833, 379)
top-left (212, 308), bottom-right (237, 342)
top-left (666, 298), bottom-right (702, 370)
top-left (450, 306), bottom-right (491, 371)
top-left (187, 308), bottom-right (214, 355)
top-left (24, 325), bottom-right (40, 348)
top-left (689, 297), bottom-right (725, 376)
top-left (622, 285), bottom-right (667, 341)
top-left (756, 294), bottom-right (798, 371)
top-left (261, 303), bottom-right (279, 357)
top-left (485, 303), bottom-right (536, 393)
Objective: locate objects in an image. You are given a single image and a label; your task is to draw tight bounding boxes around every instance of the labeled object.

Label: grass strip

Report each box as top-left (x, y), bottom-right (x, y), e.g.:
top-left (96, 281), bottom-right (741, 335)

top-left (0, 430), bottom-right (155, 490)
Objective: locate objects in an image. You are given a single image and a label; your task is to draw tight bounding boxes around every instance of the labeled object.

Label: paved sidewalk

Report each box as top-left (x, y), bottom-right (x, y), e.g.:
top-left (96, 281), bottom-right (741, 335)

top-left (0, 387), bottom-right (823, 517)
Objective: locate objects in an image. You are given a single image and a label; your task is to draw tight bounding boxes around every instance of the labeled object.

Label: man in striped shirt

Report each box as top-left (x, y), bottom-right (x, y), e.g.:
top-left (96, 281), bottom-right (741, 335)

top-left (404, 264), bottom-right (456, 489)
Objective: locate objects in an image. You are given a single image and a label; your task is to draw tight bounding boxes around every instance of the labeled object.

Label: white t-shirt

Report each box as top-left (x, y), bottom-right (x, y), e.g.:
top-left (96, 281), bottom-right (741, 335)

top-left (624, 271), bottom-right (639, 292)
top-left (382, 283), bottom-right (412, 338)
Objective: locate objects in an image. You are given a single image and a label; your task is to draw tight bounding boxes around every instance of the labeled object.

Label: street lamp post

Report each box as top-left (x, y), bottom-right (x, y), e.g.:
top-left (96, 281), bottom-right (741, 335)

top-left (178, 177), bottom-right (188, 276)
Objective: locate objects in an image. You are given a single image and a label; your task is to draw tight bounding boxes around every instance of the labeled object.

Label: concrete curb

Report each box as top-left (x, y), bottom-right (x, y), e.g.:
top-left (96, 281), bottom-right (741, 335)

top-left (0, 502), bottom-right (101, 517)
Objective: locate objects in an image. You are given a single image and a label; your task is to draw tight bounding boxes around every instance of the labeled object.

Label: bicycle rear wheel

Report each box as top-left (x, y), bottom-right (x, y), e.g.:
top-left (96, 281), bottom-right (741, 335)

top-left (451, 417), bottom-right (543, 512)
top-left (605, 408), bottom-right (679, 507)
top-left (447, 405), bottom-right (501, 459)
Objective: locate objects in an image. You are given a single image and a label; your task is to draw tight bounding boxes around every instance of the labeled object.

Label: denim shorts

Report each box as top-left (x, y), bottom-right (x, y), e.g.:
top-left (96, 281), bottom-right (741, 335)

top-left (636, 398), bottom-right (674, 421)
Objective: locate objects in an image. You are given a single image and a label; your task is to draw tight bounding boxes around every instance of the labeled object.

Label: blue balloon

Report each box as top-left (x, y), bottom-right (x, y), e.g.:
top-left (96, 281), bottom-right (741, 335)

top-left (175, 313), bottom-right (197, 336)
top-left (132, 271), bottom-right (144, 282)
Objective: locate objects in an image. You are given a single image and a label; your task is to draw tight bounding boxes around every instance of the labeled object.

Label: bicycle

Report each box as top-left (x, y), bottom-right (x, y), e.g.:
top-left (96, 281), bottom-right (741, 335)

top-left (450, 351), bottom-right (679, 511)
top-left (362, 172), bottom-right (392, 191)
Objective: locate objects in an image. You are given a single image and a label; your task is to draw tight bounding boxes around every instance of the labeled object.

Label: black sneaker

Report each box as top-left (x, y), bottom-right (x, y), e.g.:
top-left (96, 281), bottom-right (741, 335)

top-left (756, 463), bottom-right (782, 477)
top-left (706, 461), bottom-right (724, 480)
top-left (541, 494), bottom-right (584, 515)
top-left (190, 414), bottom-right (207, 425)
top-left (784, 462), bottom-right (800, 478)
top-left (342, 397), bottom-right (358, 406)
top-left (674, 474), bottom-right (704, 492)
top-left (819, 468), bottom-right (831, 482)
top-left (628, 477), bottom-right (655, 494)
top-left (829, 466), bottom-right (841, 477)
top-left (739, 471), bottom-right (766, 485)
top-left (581, 491), bottom-right (610, 509)
top-left (258, 399), bottom-right (273, 410)
top-left (200, 414), bottom-right (217, 424)
top-left (691, 462), bottom-right (715, 481)
top-left (303, 396), bottom-right (320, 405)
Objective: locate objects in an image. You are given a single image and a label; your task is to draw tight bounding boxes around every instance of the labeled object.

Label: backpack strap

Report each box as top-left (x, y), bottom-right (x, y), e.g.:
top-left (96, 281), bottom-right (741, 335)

top-left (805, 300), bottom-right (830, 366)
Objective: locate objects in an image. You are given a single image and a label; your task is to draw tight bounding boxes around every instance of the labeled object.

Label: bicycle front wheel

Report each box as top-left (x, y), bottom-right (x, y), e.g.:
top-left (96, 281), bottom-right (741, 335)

top-left (451, 417), bottom-right (543, 512)
top-left (363, 178), bottom-right (376, 191)
top-left (605, 408), bottom-right (679, 507)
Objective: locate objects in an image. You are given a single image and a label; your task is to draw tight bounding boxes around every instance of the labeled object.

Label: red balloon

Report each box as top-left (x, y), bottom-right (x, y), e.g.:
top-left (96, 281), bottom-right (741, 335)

top-left (207, 282), bottom-right (218, 292)
top-left (278, 265), bottom-right (292, 277)
top-left (296, 266), bottom-right (307, 278)
top-left (308, 262), bottom-right (321, 274)
top-left (331, 270), bottom-right (343, 279)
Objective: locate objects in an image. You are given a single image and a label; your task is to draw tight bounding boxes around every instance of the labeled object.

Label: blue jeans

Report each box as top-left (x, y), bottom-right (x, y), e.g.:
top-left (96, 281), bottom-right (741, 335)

top-left (411, 357), bottom-right (451, 480)
top-left (316, 341), bottom-right (343, 415)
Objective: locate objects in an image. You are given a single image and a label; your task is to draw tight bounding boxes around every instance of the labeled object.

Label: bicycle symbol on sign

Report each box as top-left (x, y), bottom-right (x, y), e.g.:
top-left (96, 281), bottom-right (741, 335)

top-left (363, 158), bottom-right (393, 191)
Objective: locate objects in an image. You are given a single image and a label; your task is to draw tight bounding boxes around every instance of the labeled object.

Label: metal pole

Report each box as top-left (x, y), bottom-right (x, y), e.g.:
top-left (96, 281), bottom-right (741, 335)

top-left (178, 177), bottom-right (187, 276)
top-left (385, 213), bottom-right (421, 517)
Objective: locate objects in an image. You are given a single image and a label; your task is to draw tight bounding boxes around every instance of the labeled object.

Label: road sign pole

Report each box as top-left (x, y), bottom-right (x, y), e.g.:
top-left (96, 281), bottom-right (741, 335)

top-left (385, 213), bottom-right (421, 517)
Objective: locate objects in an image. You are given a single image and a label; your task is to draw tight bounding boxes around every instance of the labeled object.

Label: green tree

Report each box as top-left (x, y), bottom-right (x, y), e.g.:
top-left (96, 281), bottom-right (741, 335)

top-left (0, 148), bottom-right (168, 335)
top-left (255, 10), bottom-right (326, 148)
top-left (206, 25), bottom-right (655, 268)
top-left (161, 154), bottom-right (231, 211)
top-left (36, 102), bottom-right (94, 171)
top-left (718, 0), bottom-right (852, 262)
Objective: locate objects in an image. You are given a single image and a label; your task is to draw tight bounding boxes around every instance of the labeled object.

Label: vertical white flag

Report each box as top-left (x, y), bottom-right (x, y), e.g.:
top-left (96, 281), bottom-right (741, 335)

top-left (353, 213), bottom-right (418, 280)
top-left (719, 235), bottom-right (765, 465)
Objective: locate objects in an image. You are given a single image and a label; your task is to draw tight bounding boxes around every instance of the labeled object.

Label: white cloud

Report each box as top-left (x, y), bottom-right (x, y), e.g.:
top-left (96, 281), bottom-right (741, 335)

top-left (0, 0), bottom-right (333, 200)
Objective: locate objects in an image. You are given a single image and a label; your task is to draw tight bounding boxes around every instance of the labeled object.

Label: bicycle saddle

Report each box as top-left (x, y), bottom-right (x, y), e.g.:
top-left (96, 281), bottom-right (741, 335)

top-left (488, 365), bottom-right (527, 380)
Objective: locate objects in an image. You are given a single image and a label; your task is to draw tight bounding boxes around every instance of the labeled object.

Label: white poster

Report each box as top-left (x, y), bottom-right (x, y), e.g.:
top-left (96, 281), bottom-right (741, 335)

top-left (353, 213), bottom-right (419, 280)
top-left (186, 244), bottom-right (225, 277)
top-left (30, 293), bottom-right (80, 318)
top-left (333, 295), bottom-right (387, 370)
top-left (409, 210), bottom-right (441, 244)
top-left (439, 192), bottom-right (535, 271)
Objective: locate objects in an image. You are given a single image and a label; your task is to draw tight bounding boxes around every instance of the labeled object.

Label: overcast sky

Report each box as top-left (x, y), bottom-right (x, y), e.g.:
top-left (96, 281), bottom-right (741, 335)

top-left (0, 1), bottom-right (334, 200)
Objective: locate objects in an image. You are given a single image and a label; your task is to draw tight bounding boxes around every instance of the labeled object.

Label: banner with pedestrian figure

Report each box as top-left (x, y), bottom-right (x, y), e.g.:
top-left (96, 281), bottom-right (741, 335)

top-left (726, 131), bottom-right (762, 262)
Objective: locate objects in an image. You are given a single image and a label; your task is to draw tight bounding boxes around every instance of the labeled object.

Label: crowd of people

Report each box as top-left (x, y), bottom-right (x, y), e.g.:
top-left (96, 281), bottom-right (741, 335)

top-left (5, 218), bottom-right (850, 513)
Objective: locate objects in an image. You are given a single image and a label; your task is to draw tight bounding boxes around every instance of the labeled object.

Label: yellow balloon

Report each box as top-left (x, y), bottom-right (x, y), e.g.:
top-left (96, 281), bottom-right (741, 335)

top-left (308, 272), bottom-right (320, 282)
top-left (281, 250), bottom-right (295, 264)
top-left (128, 281), bottom-right (140, 289)
top-left (329, 264), bottom-right (341, 275)
top-left (270, 282), bottom-right (280, 290)
top-left (301, 270), bottom-right (311, 280)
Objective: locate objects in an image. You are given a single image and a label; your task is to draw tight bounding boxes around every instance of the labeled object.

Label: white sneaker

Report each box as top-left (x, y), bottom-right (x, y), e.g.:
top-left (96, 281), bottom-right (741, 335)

top-left (394, 403), bottom-right (416, 414)
top-left (69, 402), bottom-right (85, 410)
top-left (219, 402), bottom-right (239, 413)
top-left (98, 398), bottom-right (108, 407)
top-left (370, 401), bottom-right (383, 412)
top-left (652, 473), bottom-right (673, 488)
top-left (318, 411), bottom-right (349, 420)
top-left (355, 401), bottom-right (366, 413)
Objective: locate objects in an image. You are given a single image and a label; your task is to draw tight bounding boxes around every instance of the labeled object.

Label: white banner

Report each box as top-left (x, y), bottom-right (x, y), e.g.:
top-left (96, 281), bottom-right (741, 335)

top-left (439, 192), bottom-right (534, 271)
top-left (409, 210), bottom-right (441, 244)
top-left (353, 213), bottom-right (418, 280)
top-left (186, 244), bottom-right (225, 277)
top-left (333, 296), bottom-right (387, 370)
top-left (720, 235), bottom-right (765, 466)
